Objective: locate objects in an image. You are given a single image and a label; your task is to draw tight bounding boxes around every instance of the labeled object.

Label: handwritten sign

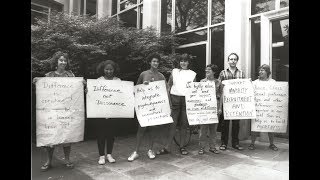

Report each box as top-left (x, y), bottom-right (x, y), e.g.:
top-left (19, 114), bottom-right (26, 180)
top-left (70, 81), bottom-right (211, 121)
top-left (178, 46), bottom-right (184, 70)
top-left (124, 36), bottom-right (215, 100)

top-left (134, 80), bottom-right (173, 127)
top-left (222, 79), bottom-right (256, 120)
top-left (36, 77), bottom-right (85, 147)
top-left (86, 79), bottom-right (134, 118)
top-left (185, 82), bottom-right (218, 125)
top-left (251, 81), bottom-right (288, 133)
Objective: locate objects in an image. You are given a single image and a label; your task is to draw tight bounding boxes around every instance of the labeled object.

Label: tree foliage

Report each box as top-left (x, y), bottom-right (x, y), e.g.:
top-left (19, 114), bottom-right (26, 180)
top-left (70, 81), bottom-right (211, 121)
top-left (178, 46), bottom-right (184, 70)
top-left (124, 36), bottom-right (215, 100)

top-left (31, 11), bottom-right (186, 82)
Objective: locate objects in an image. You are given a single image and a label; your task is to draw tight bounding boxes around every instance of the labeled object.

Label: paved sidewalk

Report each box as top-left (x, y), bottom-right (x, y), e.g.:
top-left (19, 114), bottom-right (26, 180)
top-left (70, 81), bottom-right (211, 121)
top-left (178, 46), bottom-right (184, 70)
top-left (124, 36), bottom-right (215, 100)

top-left (32, 127), bottom-right (289, 180)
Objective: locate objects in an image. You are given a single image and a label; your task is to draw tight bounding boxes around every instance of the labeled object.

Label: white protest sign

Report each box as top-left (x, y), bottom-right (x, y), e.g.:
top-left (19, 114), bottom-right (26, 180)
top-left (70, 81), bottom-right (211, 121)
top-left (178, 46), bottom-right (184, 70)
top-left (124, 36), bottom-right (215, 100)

top-left (222, 79), bottom-right (256, 120)
top-left (36, 77), bottom-right (85, 147)
top-left (185, 81), bottom-right (219, 125)
top-left (251, 81), bottom-right (288, 133)
top-left (86, 79), bottom-right (134, 118)
top-left (134, 80), bottom-right (173, 127)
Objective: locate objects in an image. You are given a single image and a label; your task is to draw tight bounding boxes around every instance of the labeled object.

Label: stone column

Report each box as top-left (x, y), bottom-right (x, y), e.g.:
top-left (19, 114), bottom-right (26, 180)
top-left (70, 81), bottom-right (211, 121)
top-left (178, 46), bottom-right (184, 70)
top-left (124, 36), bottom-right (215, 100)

top-left (142, 0), bottom-right (161, 33)
top-left (97, 0), bottom-right (112, 19)
top-left (224, 0), bottom-right (251, 144)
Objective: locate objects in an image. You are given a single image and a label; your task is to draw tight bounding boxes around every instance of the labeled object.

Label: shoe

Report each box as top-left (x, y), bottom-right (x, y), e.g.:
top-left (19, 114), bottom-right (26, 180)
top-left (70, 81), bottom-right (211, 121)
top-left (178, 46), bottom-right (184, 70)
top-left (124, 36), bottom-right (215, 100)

top-left (198, 148), bottom-right (204, 155)
top-left (128, 151), bottom-right (139, 162)
top-left (180, 147), bottom-right (189, 155)
top-left (106, 154), bottom-right (116, 163)
top-left (156, 148), bottom-right (170, 155)
top-left (232, 145), bottom-right (244, 150)
top-left (147, 150), bottom-right (155, 159)
top-left (98, 156), bottom-right (105, 165)
top-left (40, 163), bottom-right (51, 172)
top-left (248, 144), bottom-right (255, 150)
top-left (269, 144), bottom-right (278, 151)
top-left (65, 162), bottom-right (74, 169)
top-left (219, 144), bottom-right (227, 150)
top-left (209, 147), bottom-right (220, 154)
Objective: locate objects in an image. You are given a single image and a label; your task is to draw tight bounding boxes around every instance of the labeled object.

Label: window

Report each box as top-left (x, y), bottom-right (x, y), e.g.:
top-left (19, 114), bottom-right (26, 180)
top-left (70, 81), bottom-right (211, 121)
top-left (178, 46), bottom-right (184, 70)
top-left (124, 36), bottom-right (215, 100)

top-left (31, 3), bottom-right (50, 25)
top-left (161, 0), bottom-right (172, 32)
top-left (280, 0), bottom-right (289, 8)
top-left (119, 8), bottom-right (137, 28)
top-left (177, 30), bottom-right (207, 45)
top-left (211, 25), bottom-right (224, 77)
top-left (120, 0), bottom-right (137, 12)
top-left (175, 0), bottom-right (208, 33)
top-left (251, 0), bottom-right (275, 15)
top-left (250, 16), bottom-right (261, 79)
top-left (212, 0), bottom-right (225, 25)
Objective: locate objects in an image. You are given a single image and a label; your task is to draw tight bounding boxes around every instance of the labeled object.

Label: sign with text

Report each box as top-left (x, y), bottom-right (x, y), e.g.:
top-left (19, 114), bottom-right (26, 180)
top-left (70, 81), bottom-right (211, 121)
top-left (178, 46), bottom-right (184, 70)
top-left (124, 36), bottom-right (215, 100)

top-left (222, 79), bottom-right (256, 120)
top-left (86, 79), bottom-right (134, 118)
top-left (185, 81), bottom-right (219, 125)
top-left (251, 81), bottom-right (288, 133)
top-left (134, 80), bottom-right (173, 127)
top-left (36, 77), bottom-right (85, 147)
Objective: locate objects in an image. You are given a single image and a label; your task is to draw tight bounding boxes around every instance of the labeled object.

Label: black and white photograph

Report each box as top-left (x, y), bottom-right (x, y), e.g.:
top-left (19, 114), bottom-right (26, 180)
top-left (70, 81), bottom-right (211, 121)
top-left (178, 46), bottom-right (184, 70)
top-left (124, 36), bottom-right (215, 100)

top-left (31, 0), bottom-right (289, 179)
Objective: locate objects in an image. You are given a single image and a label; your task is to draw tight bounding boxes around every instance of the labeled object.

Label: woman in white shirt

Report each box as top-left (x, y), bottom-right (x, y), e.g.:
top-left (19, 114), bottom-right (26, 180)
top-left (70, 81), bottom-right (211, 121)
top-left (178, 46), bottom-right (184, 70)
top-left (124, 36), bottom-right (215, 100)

top-left (156, 54), bottom-right (196, 155)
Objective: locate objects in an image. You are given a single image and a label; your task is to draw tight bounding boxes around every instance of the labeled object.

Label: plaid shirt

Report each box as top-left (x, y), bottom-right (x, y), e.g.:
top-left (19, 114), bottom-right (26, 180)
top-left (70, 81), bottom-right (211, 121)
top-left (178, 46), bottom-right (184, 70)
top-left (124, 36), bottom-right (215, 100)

top-left (218, 67), bottom-right (245, 82)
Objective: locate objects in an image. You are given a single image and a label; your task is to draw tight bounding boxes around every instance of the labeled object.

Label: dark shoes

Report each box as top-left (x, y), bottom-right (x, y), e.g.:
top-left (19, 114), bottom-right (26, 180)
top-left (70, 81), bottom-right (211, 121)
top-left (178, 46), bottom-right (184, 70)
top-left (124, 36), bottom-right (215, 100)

top-left (219, 144), bottom-right (227, 150)
top-left (209, 147), bottom-right (220, 154)
top-left (180, 147), bottom-right (189, 155)
top-left (232, 144), bottom-right (244, 150)
top-left (269, 144), bottom-right (278, 151)
top-left (156, 148), bottom-right (170, 155)
top-left (248, 144), bottom-right (256, 150)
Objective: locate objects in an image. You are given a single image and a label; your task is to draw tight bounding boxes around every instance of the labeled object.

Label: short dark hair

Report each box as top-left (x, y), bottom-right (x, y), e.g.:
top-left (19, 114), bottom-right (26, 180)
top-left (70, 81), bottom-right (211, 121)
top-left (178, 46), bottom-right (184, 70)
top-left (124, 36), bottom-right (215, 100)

top-left (228, 53), bottom-right (239, 61)
top-left (206, 64), bottom-right (219, 73)
top-left (50, 51), bottom-right (70, 70)
top-left (258, 64), bottom-right (271, 77)
top-left (96, 60), bottom-right (120, 77)
top-left (147, 53), bottom-right (161, 63)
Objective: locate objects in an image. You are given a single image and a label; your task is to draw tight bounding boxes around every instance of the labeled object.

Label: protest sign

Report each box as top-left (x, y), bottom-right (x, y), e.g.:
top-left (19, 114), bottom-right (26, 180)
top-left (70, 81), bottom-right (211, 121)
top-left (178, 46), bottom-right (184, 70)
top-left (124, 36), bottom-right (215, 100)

top-left (36, 77), bottom-right (85, 147)
top-left (86, 79), bottom-right (134, 118)
top-left (222, 79), bottom-right (256, 120)
top-left (134, 80), bottom-right (173, 127)
top-left (185, 81), bottom-right (219, 125)
top-left (251, 81), bottom-right (288, 133)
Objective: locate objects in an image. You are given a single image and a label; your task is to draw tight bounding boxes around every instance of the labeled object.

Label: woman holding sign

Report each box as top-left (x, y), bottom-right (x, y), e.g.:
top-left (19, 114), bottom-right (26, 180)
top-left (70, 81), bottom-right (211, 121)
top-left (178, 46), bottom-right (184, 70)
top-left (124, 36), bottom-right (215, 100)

top-left (34, 51), bottom-right (75, 171)
top-left (248, 64), bottom-right (278, 151)
top-left (156, 54), bottom-right (196, 156)
top-left (94, 60), bottom-right (120, 164)
top-left (198, 64), bottom-right (222, 155)
top-left (128, 53), bottom-right (169, 162)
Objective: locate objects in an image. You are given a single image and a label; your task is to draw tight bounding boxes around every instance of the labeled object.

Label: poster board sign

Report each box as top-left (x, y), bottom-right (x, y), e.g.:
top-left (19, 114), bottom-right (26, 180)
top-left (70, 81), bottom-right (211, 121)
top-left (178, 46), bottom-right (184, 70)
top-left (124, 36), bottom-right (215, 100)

top-left (36, 77), bottom-right (85, 147)
top-left (185, 81), bottom-right (219, 125)
top-left (86, 79), bottom-right (134, 118)
top-left (134, 80), bottom-right (173, 127)
top-left (251, 81), bottom-right (288, 133)
top-left (222, 79), bottom-right (256, 120)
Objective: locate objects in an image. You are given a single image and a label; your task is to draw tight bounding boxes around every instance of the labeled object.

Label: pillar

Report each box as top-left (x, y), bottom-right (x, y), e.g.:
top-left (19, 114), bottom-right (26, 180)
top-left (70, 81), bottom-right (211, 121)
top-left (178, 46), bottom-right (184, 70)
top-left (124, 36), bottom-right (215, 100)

top-left (143, 0), bottom-right (161, 33)
top-left (97, 0), bottom-right (112, 19)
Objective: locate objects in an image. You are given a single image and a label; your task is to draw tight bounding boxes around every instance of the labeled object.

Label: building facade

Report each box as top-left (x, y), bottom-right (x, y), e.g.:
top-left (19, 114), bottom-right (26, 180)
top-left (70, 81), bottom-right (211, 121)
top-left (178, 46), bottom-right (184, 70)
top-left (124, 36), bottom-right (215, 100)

top-left (32, 0), bottom-right (289, 140)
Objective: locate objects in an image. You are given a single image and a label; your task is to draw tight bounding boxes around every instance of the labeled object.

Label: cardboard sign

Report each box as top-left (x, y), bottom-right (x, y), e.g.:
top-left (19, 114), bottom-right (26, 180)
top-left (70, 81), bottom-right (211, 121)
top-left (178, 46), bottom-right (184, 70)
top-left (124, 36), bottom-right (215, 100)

top-left (185, 81), bottom-right (219, 125)
top-left (222, 79), bottom-right (256, 120)
top-left (134, 80), bottom-right (173, 127)
top-left (36, 77), bottom-right (85, 147)
top-left (251, 81), bottom-right (288, 133)
top-left (86, 79), bottom-right (134, 118)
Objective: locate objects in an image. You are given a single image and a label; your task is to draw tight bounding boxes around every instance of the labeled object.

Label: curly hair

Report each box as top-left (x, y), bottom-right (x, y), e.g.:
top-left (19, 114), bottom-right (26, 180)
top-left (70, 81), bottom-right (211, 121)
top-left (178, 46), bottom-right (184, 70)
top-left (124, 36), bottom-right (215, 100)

top-left (258, 64), bottom-right (271, 77)
top-left (50, 51), bottom-right (70, 70)
top-left (96, 60), bottom-right (120, 77)
top-left (147, 53), bottom-right (162, 63)
top-left (206, 64), bottom-right (219, 73)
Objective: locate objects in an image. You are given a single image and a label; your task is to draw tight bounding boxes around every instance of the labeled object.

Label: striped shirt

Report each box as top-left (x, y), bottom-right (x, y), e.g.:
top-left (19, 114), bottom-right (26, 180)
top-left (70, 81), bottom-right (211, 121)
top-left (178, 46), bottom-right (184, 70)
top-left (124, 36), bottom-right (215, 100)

top-left (218, 68), bottom-right (245, 82)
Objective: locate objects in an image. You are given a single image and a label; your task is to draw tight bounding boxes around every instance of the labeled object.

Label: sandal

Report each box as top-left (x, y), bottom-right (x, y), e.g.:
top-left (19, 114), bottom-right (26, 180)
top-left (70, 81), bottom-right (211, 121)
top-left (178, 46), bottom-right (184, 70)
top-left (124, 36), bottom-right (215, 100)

top-left (65, 162), bottom-right (74, 169)
top-left (232, 144), bottom-right (244, 150)
top-left (198, 148), bottom-right (204, 155)
top-left (180, 147), bottom-right (188, 155)
top-left (40, 163), bottom-right (51, 172)
top-left (156, 148), bottom-right (170, 155)
top-left (248, 144), bottom-right (255, 150)
top-left (209, 147), bottom-right (220, 154)
top-left (269, 144), bottom-right (278, 151)
top-left (219, 144), bottom-right (227, 150)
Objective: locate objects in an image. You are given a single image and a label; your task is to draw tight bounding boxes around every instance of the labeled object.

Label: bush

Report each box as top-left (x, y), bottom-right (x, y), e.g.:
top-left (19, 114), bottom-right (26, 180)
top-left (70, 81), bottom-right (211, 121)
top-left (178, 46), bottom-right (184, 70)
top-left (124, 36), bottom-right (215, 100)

top-left (31, 11), bottom-right (189, 82)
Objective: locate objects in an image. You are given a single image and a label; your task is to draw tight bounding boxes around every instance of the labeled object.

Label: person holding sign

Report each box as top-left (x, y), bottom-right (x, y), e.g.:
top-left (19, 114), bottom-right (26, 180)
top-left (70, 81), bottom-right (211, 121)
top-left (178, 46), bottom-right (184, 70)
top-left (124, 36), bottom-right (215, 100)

top-left (219, 53), bottom-right (245, 151)
top-left (94, 60), bottom-right (120, 164)
top-left (198, 64), bottom-right (222, 155)
top-left (34, 51), bottom-right (75, 171)
top-left (128, 53), bottom-right (169, 162)
top-left (156, 54), bottom-right (196, 156)
top-left (248, 64), bottom-right (278, 151)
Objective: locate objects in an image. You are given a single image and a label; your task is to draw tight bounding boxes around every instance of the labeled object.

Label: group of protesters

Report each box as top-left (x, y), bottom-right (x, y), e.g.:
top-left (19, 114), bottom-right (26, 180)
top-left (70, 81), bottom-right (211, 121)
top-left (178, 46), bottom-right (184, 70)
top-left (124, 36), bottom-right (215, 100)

top-left (33, 51), bottom-right (279, 172)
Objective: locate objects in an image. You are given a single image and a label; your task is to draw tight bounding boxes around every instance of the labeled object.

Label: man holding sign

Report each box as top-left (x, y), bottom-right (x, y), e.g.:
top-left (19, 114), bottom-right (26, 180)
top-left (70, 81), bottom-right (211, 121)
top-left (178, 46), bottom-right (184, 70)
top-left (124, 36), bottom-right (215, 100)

top-left (218, 53), bottom-right (245, 151)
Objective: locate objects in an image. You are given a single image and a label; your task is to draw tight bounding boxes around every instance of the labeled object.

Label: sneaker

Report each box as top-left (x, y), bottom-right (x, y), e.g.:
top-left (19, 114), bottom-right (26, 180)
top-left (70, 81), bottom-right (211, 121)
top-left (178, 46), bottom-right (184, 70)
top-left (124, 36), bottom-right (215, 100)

top-left (106, 154), bottom-right (116, 163)
top-left (147, 150), bottom-right (155, 159)
top-left (98, 156), bottom-right (105, 165)
top-left (128, 151), bottom-right (139, 162)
